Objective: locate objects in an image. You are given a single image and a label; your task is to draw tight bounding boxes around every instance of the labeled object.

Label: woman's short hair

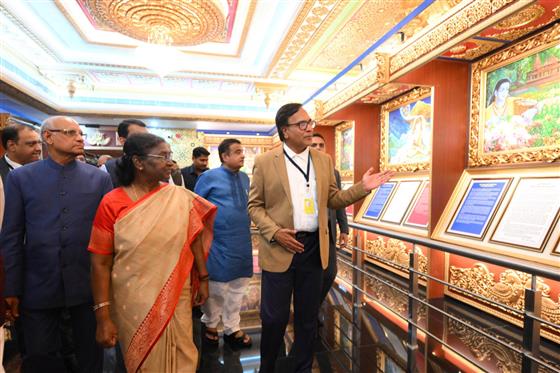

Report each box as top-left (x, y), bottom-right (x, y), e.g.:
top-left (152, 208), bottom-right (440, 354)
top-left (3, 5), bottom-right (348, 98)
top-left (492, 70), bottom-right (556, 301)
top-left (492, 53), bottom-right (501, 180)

top-left (116, 133), bottom-right (166, 186)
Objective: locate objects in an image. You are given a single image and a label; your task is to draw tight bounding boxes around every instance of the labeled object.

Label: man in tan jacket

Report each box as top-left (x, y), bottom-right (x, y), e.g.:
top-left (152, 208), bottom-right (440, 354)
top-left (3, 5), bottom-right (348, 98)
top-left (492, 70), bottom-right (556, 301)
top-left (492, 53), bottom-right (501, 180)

top-left (248, 103), bottom-right (393, 373)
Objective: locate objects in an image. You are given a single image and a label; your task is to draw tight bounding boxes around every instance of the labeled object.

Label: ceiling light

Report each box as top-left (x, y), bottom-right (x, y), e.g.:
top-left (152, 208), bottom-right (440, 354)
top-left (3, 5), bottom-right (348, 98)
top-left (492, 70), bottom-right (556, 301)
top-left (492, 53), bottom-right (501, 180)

top-left (135, 26), bottom-right (185, 78)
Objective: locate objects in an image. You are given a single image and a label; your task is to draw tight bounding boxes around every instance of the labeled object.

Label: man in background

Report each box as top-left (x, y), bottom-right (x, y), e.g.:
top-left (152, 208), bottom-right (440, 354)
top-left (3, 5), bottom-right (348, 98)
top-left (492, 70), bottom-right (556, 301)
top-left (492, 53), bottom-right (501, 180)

top-left (0, 124), bottom-right (42, 184)
top-left (310, 133), bottom-right (349, 311)
top-left (195, 139), bottom-right (253, 349)
top-left (96, 154), bottom-right (112, 168)
top-left (103, 119), bottom-right (148, 187)
top-left (0, 123), bottom-right (42, 369)
top-left (181, 146), bottom-right (210, 191)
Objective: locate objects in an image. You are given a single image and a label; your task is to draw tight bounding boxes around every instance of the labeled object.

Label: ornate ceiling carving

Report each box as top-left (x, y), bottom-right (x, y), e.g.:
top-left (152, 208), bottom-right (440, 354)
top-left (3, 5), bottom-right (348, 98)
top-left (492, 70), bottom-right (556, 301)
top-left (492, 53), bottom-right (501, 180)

top-left (83, 0), bottom-right (228, 46)
top-left (266, 0), bottom-right (343, 79)
top-left (360, 83), bottom-right (416, 104)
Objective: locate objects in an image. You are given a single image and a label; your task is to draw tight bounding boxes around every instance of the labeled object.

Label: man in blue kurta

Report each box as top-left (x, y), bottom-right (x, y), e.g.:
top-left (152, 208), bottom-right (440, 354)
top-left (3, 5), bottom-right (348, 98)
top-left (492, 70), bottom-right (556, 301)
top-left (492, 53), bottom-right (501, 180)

top-left (1, 116), bottom-right (112, 372)
top-left (194, 138), bottom-right (253, 348)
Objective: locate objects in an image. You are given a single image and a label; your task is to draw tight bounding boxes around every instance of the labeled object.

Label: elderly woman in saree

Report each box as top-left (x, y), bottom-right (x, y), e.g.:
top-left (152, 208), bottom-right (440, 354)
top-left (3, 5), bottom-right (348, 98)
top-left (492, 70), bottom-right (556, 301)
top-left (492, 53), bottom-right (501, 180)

top-left (88, 133), bottom-right (216, 372)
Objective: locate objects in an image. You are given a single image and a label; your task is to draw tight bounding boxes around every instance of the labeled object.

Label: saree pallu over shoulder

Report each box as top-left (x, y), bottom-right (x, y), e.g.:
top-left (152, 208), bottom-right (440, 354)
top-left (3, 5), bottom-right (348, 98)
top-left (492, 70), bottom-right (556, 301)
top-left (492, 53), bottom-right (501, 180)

top-left (108, 185), bottom-right (216, 373)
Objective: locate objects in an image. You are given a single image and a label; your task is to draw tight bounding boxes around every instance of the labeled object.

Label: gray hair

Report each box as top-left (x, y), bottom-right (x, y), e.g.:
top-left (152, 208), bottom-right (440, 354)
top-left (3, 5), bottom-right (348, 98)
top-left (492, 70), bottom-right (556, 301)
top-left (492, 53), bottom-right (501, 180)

top-left (40, 116), bottom-right (78, 141)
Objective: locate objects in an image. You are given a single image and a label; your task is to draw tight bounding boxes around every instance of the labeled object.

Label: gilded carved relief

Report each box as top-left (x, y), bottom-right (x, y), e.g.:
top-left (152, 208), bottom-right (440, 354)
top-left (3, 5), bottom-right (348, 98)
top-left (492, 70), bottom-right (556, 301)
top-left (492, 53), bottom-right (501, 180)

top-left (390, 0), bottom-right (517, 74)
top-left (365, 237), bottom-right (428, 276)
top-left (447, 318), bottom-right (522, 373)
top-left (442, 38), bottom-right (505, 61)
top-left (449, 263), bottom-right (560, 342)
top-left (321, 53), bottom-right (390, 118)
top-left (360, 83), bottom-right (416, 105)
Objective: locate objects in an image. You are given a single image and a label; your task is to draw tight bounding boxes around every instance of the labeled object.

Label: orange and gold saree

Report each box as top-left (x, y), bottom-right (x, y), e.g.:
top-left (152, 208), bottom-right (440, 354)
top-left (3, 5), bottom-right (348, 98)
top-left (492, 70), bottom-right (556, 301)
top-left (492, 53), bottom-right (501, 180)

top-left (89, 184), bottom-right (216, 372)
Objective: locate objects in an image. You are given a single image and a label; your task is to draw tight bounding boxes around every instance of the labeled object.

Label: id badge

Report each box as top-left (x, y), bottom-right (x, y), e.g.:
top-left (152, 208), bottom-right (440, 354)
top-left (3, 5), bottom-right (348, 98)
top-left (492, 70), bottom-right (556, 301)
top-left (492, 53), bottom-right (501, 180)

top-left (303, 187), bottom-right (316, 215)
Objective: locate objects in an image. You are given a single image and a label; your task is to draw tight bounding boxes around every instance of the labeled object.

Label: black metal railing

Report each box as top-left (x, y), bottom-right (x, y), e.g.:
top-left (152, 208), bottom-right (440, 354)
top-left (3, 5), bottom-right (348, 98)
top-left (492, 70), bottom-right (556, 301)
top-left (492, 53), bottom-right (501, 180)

top-left (336, 221), bottom-right (560, 373)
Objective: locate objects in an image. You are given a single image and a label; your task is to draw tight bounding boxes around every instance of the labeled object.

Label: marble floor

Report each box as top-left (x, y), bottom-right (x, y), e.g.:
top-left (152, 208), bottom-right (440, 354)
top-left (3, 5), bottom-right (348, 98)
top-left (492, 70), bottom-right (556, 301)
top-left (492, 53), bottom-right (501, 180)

top-left (4, 279), bottom-right (560, 373)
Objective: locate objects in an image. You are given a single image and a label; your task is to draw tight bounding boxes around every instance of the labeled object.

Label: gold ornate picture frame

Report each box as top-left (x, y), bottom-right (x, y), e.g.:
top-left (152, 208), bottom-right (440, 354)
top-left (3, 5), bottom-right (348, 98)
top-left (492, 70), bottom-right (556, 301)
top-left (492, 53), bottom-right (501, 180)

top-left (468, 24), bottom-right (560, 167)
top-left (335, 121), bottom-right (354, 180)
top-left (380, 86), bottom-right (433, 172)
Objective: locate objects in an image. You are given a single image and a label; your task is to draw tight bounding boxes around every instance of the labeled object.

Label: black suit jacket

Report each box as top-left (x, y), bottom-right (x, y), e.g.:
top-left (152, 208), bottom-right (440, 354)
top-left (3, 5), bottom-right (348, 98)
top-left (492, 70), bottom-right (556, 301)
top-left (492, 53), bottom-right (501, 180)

top-left (0, 156), bottom-right (13, 185)
top-left (104, 158), bottom-right (120, 188)
top-left (329, 169), bottom-right (349, 244)
top-left (181, 164), bottom-right (208, 191)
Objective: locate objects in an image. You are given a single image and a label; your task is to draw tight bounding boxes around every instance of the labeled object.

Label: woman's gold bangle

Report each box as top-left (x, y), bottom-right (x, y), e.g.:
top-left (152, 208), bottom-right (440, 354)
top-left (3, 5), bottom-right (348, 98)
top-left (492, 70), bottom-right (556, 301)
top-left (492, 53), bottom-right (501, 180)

top-left (93, 301), bottom-right (111, 311)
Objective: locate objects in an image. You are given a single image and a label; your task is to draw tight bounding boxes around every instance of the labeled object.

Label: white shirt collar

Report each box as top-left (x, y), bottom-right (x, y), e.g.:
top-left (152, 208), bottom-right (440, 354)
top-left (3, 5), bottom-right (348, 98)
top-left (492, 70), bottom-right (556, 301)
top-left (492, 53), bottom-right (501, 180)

top-left (283, 143), bottom-right (309, 160)
top-left (4, 155), bottom-right (22, 169)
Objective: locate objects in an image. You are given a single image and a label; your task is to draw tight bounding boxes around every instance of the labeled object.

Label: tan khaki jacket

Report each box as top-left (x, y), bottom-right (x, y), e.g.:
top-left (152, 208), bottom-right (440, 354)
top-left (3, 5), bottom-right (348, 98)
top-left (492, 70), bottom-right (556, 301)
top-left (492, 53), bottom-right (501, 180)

top-left (248, 146), bottom-right (368, 272)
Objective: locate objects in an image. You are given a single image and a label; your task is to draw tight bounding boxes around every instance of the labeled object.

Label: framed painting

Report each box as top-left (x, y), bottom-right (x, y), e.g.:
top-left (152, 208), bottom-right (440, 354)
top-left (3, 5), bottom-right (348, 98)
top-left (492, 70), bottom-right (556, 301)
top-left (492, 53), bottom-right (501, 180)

top-left (241, 146), bottom-right (261, 175)
top-left (335, 121), bottom-right (354, 180)
top-left (380, 87), bottom-right (433, 172)
top-left (468, 25), bottom-right (560, 167)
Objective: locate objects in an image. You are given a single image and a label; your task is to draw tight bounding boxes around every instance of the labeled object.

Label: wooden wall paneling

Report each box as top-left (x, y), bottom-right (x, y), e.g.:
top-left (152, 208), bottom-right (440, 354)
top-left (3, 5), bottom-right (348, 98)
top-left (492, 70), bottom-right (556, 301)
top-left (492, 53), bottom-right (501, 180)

top-left (327, 103), bottom-right (381, 216)
top-left (313, 125), bottom-right (336, 160)
top-left (394, 59), bottom-right (470, 302)
top-left (394, 59), bottom-right (470, 231)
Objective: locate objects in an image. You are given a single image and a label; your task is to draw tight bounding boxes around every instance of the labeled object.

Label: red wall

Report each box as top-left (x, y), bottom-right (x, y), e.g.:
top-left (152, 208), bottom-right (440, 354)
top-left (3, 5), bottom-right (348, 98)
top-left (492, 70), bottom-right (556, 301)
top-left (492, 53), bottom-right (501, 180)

top-left (327, 103), bottom-right (380, 213)
top-left (325, 59), bottom-right (471, 299)
top-left (313, 125), bottom-right (336, 159)
top-left (395, 59), bottom-right (470, 228)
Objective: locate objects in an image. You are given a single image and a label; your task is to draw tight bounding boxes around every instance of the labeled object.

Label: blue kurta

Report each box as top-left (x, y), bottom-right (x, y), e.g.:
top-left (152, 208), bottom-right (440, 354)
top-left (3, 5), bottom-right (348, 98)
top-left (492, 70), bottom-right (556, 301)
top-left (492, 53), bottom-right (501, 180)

top-left (0, 158), bottom-right (112, 309)
top-left (195, 166), bottom-right (252, 282)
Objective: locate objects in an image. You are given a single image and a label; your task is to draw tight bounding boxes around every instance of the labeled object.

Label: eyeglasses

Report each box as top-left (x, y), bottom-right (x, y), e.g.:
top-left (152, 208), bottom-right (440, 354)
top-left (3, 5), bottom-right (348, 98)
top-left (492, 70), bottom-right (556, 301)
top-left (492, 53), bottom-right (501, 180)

top-left (310, 143), bottom-right (325, 148)
top-left (287, 119), bottom-right (316, 130)
top-left (144, 153), bottom-right (173, 161)
top-left (46, 128), bottom-right (84, 138)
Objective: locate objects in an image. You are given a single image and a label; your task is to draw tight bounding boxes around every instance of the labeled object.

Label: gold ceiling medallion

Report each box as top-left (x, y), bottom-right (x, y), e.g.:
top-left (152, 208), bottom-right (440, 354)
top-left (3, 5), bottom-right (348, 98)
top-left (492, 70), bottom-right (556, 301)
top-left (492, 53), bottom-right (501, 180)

top-left (84, 0), bottom-right (227, 46)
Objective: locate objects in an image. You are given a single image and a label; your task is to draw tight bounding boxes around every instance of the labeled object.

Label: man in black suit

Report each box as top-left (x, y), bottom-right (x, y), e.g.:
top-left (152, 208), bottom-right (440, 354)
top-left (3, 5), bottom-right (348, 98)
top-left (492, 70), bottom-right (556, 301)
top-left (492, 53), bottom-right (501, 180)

top-left (0, 124), bottom-right (42, 184)
top-left (102, 119), bottom-right (148, 187)
top-left (310, 133), bottom-right (349, 305)
top-left (181, 146), bottom-right (210, 191)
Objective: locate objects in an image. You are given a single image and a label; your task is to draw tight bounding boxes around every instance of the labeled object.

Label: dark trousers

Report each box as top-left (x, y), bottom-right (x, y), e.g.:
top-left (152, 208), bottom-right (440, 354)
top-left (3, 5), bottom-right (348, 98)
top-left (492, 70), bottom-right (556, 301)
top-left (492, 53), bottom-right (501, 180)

top-left (259, 231), bottom-right (323, 373)
top-left (320, 233), bottom-right (338, 305)
top-left (21, 303), bottom-right (103, 373)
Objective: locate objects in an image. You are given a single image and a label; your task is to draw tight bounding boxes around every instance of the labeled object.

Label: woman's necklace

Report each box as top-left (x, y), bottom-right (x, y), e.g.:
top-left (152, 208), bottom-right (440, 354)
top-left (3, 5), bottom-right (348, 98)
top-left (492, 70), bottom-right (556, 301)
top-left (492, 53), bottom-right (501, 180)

top-left (130, 184), bottom-right (140, 201)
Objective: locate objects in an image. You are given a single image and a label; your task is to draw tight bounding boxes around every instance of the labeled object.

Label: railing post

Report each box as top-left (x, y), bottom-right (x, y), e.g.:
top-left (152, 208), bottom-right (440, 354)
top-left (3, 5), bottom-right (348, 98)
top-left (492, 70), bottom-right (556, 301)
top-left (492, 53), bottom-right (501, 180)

top-left (407, 251), bottom-right (419, 373)
top-left (351, 240), bottom-right (363, 373)
top-left (522, 275), bottom-right (541, 373)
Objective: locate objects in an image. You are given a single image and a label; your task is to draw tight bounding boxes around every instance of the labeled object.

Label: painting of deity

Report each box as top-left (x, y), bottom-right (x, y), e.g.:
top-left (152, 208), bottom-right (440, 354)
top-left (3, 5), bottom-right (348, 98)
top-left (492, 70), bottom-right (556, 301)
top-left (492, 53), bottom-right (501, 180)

top-left (335, 122), bottom-right (354, 180)
top-left (380, 87), bottom-right (433, 172)
top-left (469, 26), bottom-right (560, 166)
top-left (483, 45), bottom-right (560, 153)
